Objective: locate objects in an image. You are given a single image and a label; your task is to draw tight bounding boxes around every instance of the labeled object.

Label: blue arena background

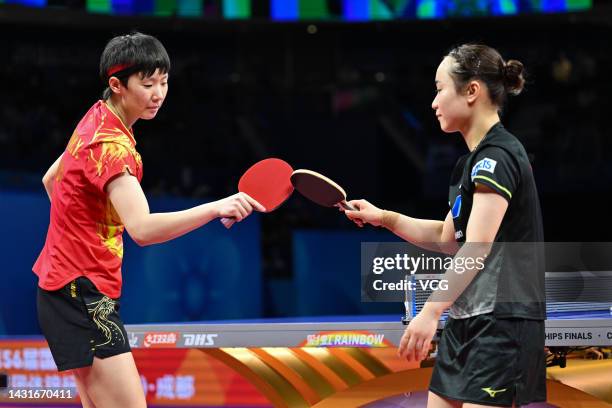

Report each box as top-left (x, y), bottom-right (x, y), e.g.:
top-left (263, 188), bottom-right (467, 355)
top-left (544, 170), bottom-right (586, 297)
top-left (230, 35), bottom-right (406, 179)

top-left (0, 190), bottom-right (262, 335)
top-left (1, 190), bottom-right (402, 335)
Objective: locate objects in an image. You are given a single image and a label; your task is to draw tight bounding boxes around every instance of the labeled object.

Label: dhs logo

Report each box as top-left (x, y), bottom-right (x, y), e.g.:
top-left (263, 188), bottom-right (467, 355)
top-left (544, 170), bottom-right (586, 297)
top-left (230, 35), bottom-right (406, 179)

top-left (183, 333), bottom-right (218, 347)
top-left (471, 157), bottom-right (497, 179)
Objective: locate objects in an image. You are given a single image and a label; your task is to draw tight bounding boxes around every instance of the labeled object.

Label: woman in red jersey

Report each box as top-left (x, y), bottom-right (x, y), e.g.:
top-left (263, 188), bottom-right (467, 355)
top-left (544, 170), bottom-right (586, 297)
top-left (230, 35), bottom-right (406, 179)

top-left (34, 32), bottom-right (263, 408)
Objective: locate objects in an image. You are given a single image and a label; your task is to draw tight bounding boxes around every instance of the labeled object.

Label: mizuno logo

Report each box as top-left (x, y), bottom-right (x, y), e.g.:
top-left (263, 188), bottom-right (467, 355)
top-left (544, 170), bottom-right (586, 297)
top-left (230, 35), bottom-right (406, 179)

top-left (482, 387), bottom-right (507, 398)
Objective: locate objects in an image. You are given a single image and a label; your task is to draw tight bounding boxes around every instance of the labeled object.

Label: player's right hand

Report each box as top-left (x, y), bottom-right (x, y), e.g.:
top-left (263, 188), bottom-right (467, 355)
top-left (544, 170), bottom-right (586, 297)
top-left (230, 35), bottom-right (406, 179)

top-left (343, 199), bottom-right (383, 228)
top-left (216, 192), bottom-right (265, 222)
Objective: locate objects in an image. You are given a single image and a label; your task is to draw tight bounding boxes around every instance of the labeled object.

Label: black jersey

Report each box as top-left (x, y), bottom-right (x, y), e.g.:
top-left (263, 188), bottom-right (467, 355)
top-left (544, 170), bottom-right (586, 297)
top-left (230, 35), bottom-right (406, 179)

top-left (448, 122), bottom-right (545, 320)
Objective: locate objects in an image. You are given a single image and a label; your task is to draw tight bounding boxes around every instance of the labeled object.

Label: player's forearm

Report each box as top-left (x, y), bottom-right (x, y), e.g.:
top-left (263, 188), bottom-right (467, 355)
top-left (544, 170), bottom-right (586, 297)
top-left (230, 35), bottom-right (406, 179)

top-left (130, 202), bottom-right (220, 246)
top-left (425, 190), bottom-right (506, 316)
top-left (384, 213), bottom-right (445, 247)
top-left (424, 242), bottom-right (491, 317)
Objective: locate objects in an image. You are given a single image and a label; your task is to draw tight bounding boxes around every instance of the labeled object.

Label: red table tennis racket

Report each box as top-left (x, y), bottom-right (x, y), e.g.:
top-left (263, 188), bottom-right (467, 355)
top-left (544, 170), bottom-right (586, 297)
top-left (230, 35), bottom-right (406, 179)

top-left (221, 158), bottom-right (294, 228)
top-left (290, 169), bottom-right (356, 211)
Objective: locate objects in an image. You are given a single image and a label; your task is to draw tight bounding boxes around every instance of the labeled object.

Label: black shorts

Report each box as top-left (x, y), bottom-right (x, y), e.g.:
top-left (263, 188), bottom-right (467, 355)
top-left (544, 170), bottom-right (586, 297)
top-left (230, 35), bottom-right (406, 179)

top-left (37, 277), bottom-right (131, 371)
top-left (429, 313), bottom-right (546, 407)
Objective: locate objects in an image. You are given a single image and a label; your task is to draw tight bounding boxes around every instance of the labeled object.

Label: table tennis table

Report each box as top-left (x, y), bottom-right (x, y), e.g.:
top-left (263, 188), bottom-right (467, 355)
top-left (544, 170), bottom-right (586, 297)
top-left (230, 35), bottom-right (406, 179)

top-left (125, 310), bottom-right (612, 349)
top-left (123, 311), bottom-right (612, 407)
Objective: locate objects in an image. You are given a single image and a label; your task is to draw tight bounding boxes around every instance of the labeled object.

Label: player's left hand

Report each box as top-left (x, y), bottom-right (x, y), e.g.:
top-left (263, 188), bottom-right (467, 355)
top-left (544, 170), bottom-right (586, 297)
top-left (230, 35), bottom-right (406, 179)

top-left (398, 308), bottom-right (438, 362)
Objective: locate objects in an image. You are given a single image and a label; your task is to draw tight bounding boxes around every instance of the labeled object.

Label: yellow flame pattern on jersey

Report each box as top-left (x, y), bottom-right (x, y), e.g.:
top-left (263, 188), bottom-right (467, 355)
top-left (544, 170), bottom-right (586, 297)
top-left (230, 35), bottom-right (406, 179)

top-left (96, 199), bottom-right (125, 259)
top-left (55, 157), bottom-right (65, 183)
top-left (67, 130), bottom-right (84, 159)
top-left (87, 109), bottom-right (142, 259)
top-left (88, 142), bottom-right (134, 178)
top-left (89, 113), bottom-right (142, 176)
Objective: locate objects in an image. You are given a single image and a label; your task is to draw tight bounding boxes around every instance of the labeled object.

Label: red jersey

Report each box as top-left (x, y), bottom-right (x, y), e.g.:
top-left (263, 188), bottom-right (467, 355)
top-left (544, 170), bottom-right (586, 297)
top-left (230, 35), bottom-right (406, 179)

top-left (33, 100), bottom-right (143, 298)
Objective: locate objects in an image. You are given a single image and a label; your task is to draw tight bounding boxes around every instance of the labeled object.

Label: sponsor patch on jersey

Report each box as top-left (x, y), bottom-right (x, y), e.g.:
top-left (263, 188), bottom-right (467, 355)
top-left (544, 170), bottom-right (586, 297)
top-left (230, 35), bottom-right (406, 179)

top-left (471, 157), bottom-right (497, 180)
top-left (451, 195), bottom-right (462, 219)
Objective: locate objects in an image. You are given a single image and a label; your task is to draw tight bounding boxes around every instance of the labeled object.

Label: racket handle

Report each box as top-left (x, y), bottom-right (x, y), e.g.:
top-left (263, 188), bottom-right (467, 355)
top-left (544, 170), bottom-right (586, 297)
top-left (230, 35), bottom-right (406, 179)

top-left (339, 200), bottom-right (356, 211)
top-left (220, 217), bottom-right (236, 229)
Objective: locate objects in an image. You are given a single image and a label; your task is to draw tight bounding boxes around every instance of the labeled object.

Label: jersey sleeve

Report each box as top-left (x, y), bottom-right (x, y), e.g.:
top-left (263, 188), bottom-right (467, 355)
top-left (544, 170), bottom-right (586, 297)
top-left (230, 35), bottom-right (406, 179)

top-left (85, 142), bottom-right (140, 193)
top-left (469, 146), bottom-right (519, 202)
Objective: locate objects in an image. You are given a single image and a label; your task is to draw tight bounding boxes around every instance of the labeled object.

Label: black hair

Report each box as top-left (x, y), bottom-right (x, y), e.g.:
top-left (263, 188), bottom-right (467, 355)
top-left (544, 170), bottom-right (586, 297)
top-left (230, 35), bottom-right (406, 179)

top-left (446, 44), bottom-right (525, 107)
top-left (100, 32), bottom-right (171, 100)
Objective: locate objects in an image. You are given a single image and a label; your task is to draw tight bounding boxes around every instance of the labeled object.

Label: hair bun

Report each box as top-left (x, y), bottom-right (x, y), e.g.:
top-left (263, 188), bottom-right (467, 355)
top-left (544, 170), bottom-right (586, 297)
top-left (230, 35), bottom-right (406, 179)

top-left (503, 59), bottom-right (525, 96)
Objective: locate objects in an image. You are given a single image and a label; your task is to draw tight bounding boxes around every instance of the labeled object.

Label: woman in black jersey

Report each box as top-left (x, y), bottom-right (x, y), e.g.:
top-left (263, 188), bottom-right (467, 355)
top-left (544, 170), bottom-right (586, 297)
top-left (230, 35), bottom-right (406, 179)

top-left (344, 44), bottom-right (546, 407)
